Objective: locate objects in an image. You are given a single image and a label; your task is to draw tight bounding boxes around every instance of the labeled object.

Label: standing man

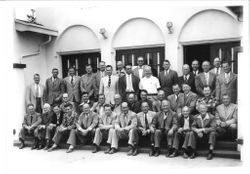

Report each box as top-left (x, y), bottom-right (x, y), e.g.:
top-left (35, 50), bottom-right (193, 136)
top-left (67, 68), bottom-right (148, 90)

top-left (190, 59), bottom-right (200, 77)
top-left (80, 64), bottom-right (97, 101)
top-left (115, 61), bottom-right (126, 77)
top-left (150, 100), bottom-right (178, 157)
top-left (133, 56), bottom-right (146, 80)
top-left (178, 64), bottom-right (196, 93)
top-left (139, 66), bottom-right (161, 102)
top-left (26, 73), bottom-right (45, 113)
top-left (99, 65), bottom-right (119, 105)
top-left (45, 68), bottom-right (65, 105)
top-left (167, 84), bottom-right (183, 116)
top-left (216, 61), bottom-right (237, 104)
top-left (64, 67), bottom-right (81, 113)
top-left (118, 63), bottom-right (140, 101)
top-left (95, 61), bottom-right (106, 95)
top-left (210, 57), bottom-right (223, 76)
top-left (159, 60), bottom-right (179, 97)
top-left (19, 104), bottom-right (41, 149)
top-left (195, 61), bottom-right (216, 97)
top-left (134, 90), bottom-right (153, 113)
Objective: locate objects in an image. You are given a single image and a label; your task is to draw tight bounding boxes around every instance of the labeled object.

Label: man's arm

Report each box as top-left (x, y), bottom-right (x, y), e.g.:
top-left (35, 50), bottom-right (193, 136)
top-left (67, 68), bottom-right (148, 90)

top-left (225, 106), bottom-right (237, 125)
top-left (195, 76), bottom-right (203, 96)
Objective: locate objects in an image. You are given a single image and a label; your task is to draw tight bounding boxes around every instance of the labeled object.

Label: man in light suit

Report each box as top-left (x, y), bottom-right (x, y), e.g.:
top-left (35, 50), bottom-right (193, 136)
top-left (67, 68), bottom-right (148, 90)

top-left (118, 63), bottom-right (140, 101)
top-left (26, 73), bottom-right (45, 113)
top-left (113, 94), bottom-right (122, 116)
top-left (215, 94), bottom-right (237, 139)
top-left (99, 65), bottom-right (119, 105)
top-left (45, 68), bottom-right (65, 105)
top-left (80, 64), bottom-right (97, 101)
top-left (137, 102), bottom-right (156, 156)
top-left (106, 102), bottom-right (138, 155)
top-left (91, 94), bottom-right (106, 118)
top-left (95, 61), bottom-right (106, 95)
top-left (216, 61), bottom-right (237, 104)
top-left (64, 67), bottom-right (81, 113)
top-left (133, 56), bottom-right (146, 80)
top-left (195, 61), bottom-right (216, 97)
top-left (151, 100), bottom-right (178, 157)
top-left (167, 84), bottom-right (183, 116)
top-left (210, 57), bottom-right (224, 76)
top-left (159, 60), bottom-right (179, 98)
top-left (178, 64), bottom-right (196, 93)
top-left (190, 59), bottom-right (201, 77)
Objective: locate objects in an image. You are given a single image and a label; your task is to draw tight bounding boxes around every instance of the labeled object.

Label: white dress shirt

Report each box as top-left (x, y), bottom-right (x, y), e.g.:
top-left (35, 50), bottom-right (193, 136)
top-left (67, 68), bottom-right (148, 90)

top-left (138, 67), bottom-right (143, 79)
top-left (204, 72), bottom-right (209, 85)
top-left (183, 117), bottom-right (190, 130)
top-left (35, 84), bottom-right (41, 97)
top-left (126, 74), bottom-right (134, 92)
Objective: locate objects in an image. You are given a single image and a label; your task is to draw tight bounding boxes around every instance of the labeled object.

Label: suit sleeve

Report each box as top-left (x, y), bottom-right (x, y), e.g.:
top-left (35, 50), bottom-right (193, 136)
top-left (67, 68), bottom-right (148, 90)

top-left (173, 71), bottom-right (179, 85)
top-left (118, 77), bottom-right (125, 100)
top-left (171, 113), bottom-right (178, 131)
top-left (80, 77), bottom-right (86, 93)
top-left (195, 76), bottom-right (203, 96)
top-left (204, 116), bottom-right (216, 133)
top-left (31, 114), bottom-right (42, 129)
top-left (99, 78), bottom-right (104, 95)
top-left (126, 114), bottom-right (137, 130)
top-left (67, 114), bottom-right (78, 130)
top-left (44, 79), bottom-right (49, 103)
top-left (59, 79), bottom-right (66, 100)
top-left (22, 116), bottom-right (28, 127)
top-left (189, 94), bottom-right (198, 113)
top-left (226, 106), bottom-right (237, 125)
top-left (89, 114), bottom-right (98, 130)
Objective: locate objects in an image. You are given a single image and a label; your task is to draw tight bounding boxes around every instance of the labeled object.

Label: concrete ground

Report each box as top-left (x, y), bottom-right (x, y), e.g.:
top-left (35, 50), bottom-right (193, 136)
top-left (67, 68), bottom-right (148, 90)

top-left (5, 146), bottom-right (242, 174)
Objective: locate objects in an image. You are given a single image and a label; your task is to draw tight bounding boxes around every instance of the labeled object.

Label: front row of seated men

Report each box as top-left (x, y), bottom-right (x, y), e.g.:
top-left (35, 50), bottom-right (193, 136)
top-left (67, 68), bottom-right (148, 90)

top-left (19, 93), bottom-right (237, 160)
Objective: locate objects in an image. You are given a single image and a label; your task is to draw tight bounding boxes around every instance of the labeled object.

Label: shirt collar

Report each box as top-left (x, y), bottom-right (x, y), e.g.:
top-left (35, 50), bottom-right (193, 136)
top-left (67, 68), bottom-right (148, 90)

top-left (197, 113), bottom-right (209, 121)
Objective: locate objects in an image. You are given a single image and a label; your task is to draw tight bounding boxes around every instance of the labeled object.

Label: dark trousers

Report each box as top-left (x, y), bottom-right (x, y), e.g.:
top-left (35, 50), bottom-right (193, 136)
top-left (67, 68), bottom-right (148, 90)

top-left (153, 129), bottom-right (174, 148)
top-left (52, 128), bottom-right (71, 145)
top-left (35, 98), bottom-right (42, 113)
top-left (172, 131), bottom-right (191, 150)
top-left (45, 125), bottom-right (57, 140)
top-left (19, 128), bottom-right (35, 141)
top-left (189, 131), bottom-right (216, 150)
top-left (67, 129), bottom-right (95, 147)
top-left (34, 127), bottom-right (46, 140)
top-left (138, 129), bottom-right (154, 147)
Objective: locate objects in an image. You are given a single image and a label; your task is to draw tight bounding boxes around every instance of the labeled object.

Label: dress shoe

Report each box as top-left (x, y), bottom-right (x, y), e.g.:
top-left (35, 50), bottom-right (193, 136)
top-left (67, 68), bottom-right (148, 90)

top-left (43, 146), bottom-right (49, 150)
top-left (207, 153), bottom-right (213, 160)
top-left (31, 144), bottom-right (38, 150)
top-left (190, 152), bottom-right (196, 159)
top-left (66, 148), bottom-right (74, 153)
top-left (183, 152), bottom-right (189, 159)
top-left (104, 147), bottom-right (111, 154)
top-left (169, 150), bottom-right (178, 158)
top-left (127, 148), bottom-right (134, 156)
top-left (154, 149), bottom-right (160, 157)
top-left (92, 145), bottom-right (99, 153)
top-left (47, 145), bottom-right (57, 152)
top-left (37, 144), bottom-right (44, 150)
top-left (149, 149), bottom-right (154, 157)
top-left (19, 142), bottom-right (25, 149)
top-left (108, 148), bottom-right (117, 154)
top-left (165, 150), bottom-right (171, 157)
top-left (132, 148), bottom-right (138, 156)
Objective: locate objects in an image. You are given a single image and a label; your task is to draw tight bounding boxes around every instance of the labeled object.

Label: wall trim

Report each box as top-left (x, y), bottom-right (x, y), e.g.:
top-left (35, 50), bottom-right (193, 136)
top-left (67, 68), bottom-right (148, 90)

top-left (179, 37), bottom-right (242, 46)
top-left (57, 49), bottom-right (101, 55)
top-left (114, 44), bottom-right (165, 51)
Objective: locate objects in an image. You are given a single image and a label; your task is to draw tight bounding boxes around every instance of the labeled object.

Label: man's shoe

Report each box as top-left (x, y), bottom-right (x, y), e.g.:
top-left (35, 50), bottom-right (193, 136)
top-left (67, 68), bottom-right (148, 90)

top-left (104, 147), bottom-right (111, 154)
top-left (190, 152), bottom-right (196, 159)
top-left (109, 148), bottom-right (117, 154)
top-left (47, 145), bottom-right (57, 152)
top-left (31, 138), bottom-right (38, 150)
top-left (37, 144), bottom-right (44, 150)
top-left (169, 150), bottom-right (178, 158)
top-left (127, 147), bottom-right (134, 156)
top-left (165, 150), bottom-right (171, 157)
top-left (207, 153), bottom-right (213, 160)
top-left (149, 149), bottom-right (154, 157)
top-left (43, 146), bottom-right (49, 150)
top-left (183, 152), bottom-right (189, 159)
top-left (66, 148), bottom-right (74, 153)
top-left (132, 147), bottom-right (138, 156)
top-left (154, 149), bottom-right (160, 157)
top-left (92, 145), bottom-right (99, 153)
top-left (19, 142), bottom-right (25, 149)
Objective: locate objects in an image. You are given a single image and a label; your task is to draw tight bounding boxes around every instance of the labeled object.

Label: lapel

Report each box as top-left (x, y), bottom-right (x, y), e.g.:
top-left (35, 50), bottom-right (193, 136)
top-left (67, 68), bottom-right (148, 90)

top-left (227, 72), bottom-right (234, 84)
top-left (31, 83), bottom-right (36, 96)
top-left (208, 72), bottom-right (214, 86)
top-left (200, 73), bottom-right (206, 85)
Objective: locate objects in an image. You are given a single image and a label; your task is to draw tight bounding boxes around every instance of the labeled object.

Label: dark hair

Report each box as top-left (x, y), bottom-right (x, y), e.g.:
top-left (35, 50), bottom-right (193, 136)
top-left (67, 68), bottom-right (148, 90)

top-left (203, 85), bottom-right (211, 90)
top-left (172, 83), bottom-right (180, 88)
top-left (106, 65), bottom-right (113, 69)
top-left (182, 82), bottom-right (190, 87)
top-left (82, 92), bottom-right (89, 96)
top-left (192, 59), bottom-right (199, 64)
top-left (64, 103), bottom-right (73, 109)
top-left (68, 67), bottom-right (76, 71)
top-left (52, 103), bottom-right (60, 108)
top-left (104, 104), bottom-right (112, 108)
top-left (27, 103), bottom-right (34, 108)
top-left (141, 101), bottom-right (149, 107)
top-left (125, 63), bottom-right (133, 67)
top-left (140, 89), bottom-right (148, 95)
top-left (85, 64), bottom-right (92, 68)
top-left (221, 60), bottom-right (231, 66)
top-left (52, 68), bottom-right (59, 72)
top-left (163, 59), bottom-right (170, 64)
top-left (33, 73), bottom-right (40, 77)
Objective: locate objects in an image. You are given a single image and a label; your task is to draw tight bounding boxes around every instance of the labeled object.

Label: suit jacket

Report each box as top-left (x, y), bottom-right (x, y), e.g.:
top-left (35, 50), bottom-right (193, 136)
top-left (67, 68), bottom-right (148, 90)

top-left (178, 114), bottom-right (194, 129)
top-left (137, 111), bottom-right (156, 130)
top-left (22, 112), bottom-right (41, 129)
top-left (45, 77), bottom-right (65, 105)
top-left (167, 93), bottom-right (183, 115)
top-left (215, 103), bottom-right (237, 126)
top-left (178, 73), bottom-right (196, 93)
top-left (115, 110), bottom-right (137, 130)
top-left (152, 100), bottom-right (163, 112)
top-left (80, 73), bottom-right (97, 98)
top-left (115, 69), bottom-right (126, 78)
top-left (40, 111), bottom-right (54, 127)
top-left (179, 92), bottom-right (198, 114)
top-left (134, 100), bottom-right (153, 113)
top-left (159, 70), bottom-right (179, 97)
top-left (195, 72), bottom-right (216, 96)
top-left (118, 74), bottom-right (140, 101)
top-left (64, 76), bottom-right (81, 103)
top-left (98, 112), bottom-right (117, 129)
top-left (99, 75), bottom-right (119, 104)
top-left (51, 111), bottom-right (64, 126)
top-left (132, 66), bottom-right (146, 79)
top-left (190, 70), bottom-right (201, 77)
top-left (113, 104), bottom-right (122, 116)
top-left (216, 72), bottom-right (237, 104)
top-left (91, 102), bottom-right (105, 117)
top-left (95, 70), bottom-right (107, 93)
top-left (151, 110), bottom-right (178, 131)
top-left (26, 83), bottom-right (46, 109)
top-left (77, 111), bottom-right (98, 130)
top-left (191, 113), bottom-right (216, 133)
top-left (209, 67), bottom-right (224, 76)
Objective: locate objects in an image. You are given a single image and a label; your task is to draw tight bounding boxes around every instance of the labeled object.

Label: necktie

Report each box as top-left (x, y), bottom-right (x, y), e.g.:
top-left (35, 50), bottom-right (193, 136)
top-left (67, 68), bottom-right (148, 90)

top-left (184, 75), bottom-right (188, 82)
top-left (144, 113), bottom-right (149, 129)
top-left (35, 84), bottom-right (39, 97)
top-left (71, 76), bottom-right (74, 85)
top-left (30, 115), bottom-right (33, 125)
top-left (216, 68), bottom-right (219, 75)
top-left (108, 75), bottom-right (111, 87)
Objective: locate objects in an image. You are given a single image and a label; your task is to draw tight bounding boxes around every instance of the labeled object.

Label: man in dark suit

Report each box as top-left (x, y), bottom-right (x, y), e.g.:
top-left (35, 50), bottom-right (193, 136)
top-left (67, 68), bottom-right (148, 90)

top-left (134, 90), bottom-right (153, 113)
top-left (118, 63), bottom-right (140, 101)
top-left (178, 64), bottom-right (196, 93)
top-left (195, 61), bottom-right (216, 97)
top-left (127, 93), bottom-right (137, 113)
top-left (45, 68), bottom-right (65, 105)
top-left (150, 100), bottom-right (178, 157)
top-left (19, 104), bottom-right (41, 149)
top-left (95, 61), bottom-right (106, 95)
top-left (190, 59), bottom-right (201, 77)
top-left (167, 84), bottom-right (183, 117)
top-left (152, 89), bottom-right (166, 112)
top-left (159, 60), bottom-right (179, 98)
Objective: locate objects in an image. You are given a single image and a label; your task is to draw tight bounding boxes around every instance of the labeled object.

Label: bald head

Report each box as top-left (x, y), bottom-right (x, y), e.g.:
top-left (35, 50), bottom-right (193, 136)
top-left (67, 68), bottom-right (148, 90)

top-left (161, 99), bottom-right (170, 112)
top-left (82, 103), bottom-right (90, 114)
top-left (213, 57), bottom-right (221, 68)
top-left (202, 61), bottom-right (210, 72)
top-left (182, 64), bottom-right (190, 75)
top-left (121, 102), bottom-right (129, 114)
top-left (117, 61), bottom-right (124, 70)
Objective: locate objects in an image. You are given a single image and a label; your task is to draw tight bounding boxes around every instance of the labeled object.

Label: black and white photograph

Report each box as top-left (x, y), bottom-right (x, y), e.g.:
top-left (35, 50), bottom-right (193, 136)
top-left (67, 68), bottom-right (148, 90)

top-left (1, 0), bottom-right (250, 174)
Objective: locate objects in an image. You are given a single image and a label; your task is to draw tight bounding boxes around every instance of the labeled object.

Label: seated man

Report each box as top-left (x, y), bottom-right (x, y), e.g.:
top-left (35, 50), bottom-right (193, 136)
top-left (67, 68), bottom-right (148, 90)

top-left (134, 90), bottom-right (153, 113)
top-left (106, 102), bottom-right (138, 155)
top-left (196, 86), bottom-right (217, 115)
top-left (167, 84), bottom-right (183, 117)
top-left (215, 93), bottom-right (237, 140)
top-left (112, 94), bottom-right (122, 116)
top-left (189, 104), bottom-right (217, 160)
top-left (34, 103), bottom-right (54, 150)
top-left (66, 103), bottom-right (98, 153)
top-left (137, 101), bottom-right (156, 156)
top-left (169, 106), bottom-right (194, 158)
top-left (44, 104), bottom-right (64, 150)
top-left (151, 100), bottom-right (178, 157)
top-left (48, 103), bottom-right (78, 152)
top-left (91, 94), bottom-right (106, 118)
top-left (92, 104), bottom-right (117, 153)
top-left (127, 93), bottom-right (137, 113)
top-left (152, 89), bottom-right (166, 112)
top-left (80, 92), bottom-right (94, 108)
top-left (60, 93), bottom-right (75, 114)
top-left (19, 104), bottom-right (41, 149)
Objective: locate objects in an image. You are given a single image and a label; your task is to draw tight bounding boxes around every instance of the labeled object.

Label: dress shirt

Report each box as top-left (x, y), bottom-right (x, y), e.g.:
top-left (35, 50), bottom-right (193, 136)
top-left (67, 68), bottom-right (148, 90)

top-left (35, 84), bottom-right (41, 97)
top-left (225, 72), bottom-right (231, 83)
top-left (164, 69), bottom-right (170, 76)
top-left (204, 72), bottom-right (209, 85)
top-left (183, 117), bottom-right (190, 130)
top-left (126, 74), bottom-right (134, 92)
top-left (138, 67), bottom-right (143, 79)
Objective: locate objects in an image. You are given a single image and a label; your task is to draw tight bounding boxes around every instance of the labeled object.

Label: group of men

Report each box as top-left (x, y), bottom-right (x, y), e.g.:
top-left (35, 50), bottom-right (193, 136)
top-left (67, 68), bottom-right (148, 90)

top-left (19, 56), bottom-right (237, 160)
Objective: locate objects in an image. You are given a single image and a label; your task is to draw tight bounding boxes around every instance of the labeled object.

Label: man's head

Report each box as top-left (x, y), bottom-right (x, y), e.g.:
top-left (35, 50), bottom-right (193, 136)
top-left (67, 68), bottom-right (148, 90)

top-left (137, 56), bottom-right (144, 66)
top-left (52, 104), bottom-right (61, 114)
top-left (144, 65), bottom-right (152, 77)
top-left (68, 67), bottom-right (75, 77)
top-left (33, 74), bottom-right (40, 84)
top-left (82, 103), bottom-right (90, 114)
top-left (27, 104), bottom-right (35, 114)
top-left (64, 103), bottom-right (73, 115)
top-left (52, 68), bottom-right (59, 78)
top-left (127, 93), bottom-right (135, 104)
top-left (158, 89), bottom-right (165, 101)
top-left (85, 64), bottom-right (93, 74)
top-left (161, 100), bottom-right (170, 113)
top-left (125, 63), bottom-right (133, 75)
top-left (141, 101), bottom-right (149, 114)
top-left (182, 106), bottom-right (190, 118)
top-left (43, 103), bottom-right (51, 114)
top-left (98, 94), bottom-right (106, 105)
top-left (106, 65), bottom-right (113, 76)
top-left (114, 94), bottom-right (122, 105)
top-left (198, 104), bottom-right (208, 116)
top-left (191, 60), bottom-right (199, 71)
top-left (82, 92), bottom-right (89, 102)
top-left (104, 104), bottom-right (112, 116)
top-left (163, 60), bottom-right (171, 70)
top-left (222, 93), bottom-right (231, 106)
top-left (222, 61), bottom-right (231, 74)
top-left (202, 61), bottom-right (211, 73)
top-left (62, 93), bottom-right (69, 103)
top-left (182, 83), bottom-right (191, 94)
top-left (172, 84), bottom-right (181, 95)
top-left (121, 102), bottom-right (129, 114)
top-left (117, 61), bottom-right (124, 71)
top-left (203, 86), bottom-right (211, 97)
top-left (182, 64), bottom-right (190, 75)
top-left (140, 90), bottom-right (148, 101)
top-left (213, 57), bottom-right (221, 68)
top-left (99, 61), bottom-right (106, 72)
